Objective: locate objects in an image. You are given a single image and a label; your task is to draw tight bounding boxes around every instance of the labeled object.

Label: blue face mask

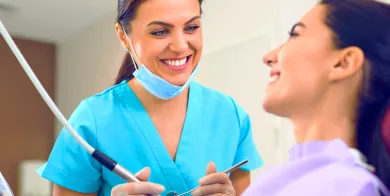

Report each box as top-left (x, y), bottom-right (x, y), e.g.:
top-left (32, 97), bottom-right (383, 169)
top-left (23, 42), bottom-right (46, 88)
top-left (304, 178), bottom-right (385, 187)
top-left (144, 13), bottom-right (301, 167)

top-left (132, 63), bottom-right (199, 100)
top-left (123, 28), bottom-right (199, 100)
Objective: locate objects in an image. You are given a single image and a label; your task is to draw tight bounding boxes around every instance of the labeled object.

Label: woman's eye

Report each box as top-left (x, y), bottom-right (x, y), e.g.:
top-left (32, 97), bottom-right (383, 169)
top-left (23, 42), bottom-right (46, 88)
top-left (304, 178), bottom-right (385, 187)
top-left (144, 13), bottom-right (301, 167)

top-left (288, 31), bottom-right (299, 38)
top-left (185, 25), bottom-right (200, 32)
top-left (151, 29), bottom-right (169, 37)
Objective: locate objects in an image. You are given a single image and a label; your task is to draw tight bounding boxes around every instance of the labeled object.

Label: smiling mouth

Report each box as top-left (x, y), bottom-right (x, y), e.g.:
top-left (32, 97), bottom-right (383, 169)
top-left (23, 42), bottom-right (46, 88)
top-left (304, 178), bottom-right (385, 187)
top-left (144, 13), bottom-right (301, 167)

top-left (160, 55), bottom-right (191, 67)
top-left (270, 74), bottom-right (280, 83)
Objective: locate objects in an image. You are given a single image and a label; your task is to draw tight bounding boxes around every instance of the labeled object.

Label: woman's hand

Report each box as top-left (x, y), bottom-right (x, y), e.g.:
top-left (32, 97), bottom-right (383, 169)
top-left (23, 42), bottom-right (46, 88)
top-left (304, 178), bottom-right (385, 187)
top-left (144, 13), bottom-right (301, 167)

top-left (192, 162), bottom-right (236, 196)
top-left (111, 167), bottom-right (165, 196)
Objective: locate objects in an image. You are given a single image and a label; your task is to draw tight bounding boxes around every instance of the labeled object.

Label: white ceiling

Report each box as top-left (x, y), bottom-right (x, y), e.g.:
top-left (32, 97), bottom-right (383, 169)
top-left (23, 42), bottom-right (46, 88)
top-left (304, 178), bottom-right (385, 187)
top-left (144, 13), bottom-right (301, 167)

top-left (0, 0), bottom-right (116, 43)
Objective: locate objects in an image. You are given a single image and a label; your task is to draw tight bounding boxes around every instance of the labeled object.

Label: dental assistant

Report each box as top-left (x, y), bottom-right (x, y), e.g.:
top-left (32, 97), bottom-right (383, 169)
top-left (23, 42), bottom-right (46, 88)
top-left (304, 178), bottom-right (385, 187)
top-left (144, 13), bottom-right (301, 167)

top-left (36, 0), bottom-right (263, 195)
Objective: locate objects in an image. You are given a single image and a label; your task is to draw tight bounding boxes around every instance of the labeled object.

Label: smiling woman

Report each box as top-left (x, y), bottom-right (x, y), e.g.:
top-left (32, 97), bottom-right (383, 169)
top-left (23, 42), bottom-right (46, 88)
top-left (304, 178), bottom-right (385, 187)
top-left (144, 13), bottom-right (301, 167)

top-left (114, 0), bottom-right (203, 87)
top-left (242, 0), bottom-right (390, 195)
top-left (36, 0), bottom-right (263, 196)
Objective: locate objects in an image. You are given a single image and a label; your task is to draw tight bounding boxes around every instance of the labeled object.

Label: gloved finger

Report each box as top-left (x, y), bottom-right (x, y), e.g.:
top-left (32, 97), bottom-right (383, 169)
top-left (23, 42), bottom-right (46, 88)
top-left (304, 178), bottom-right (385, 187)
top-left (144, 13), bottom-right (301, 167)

top-left (205, 162), bottom-right (217, 175)
top-left (111, 182), bottom-right (165, 196)
top-left (192, 183), bottom-right (228, 196)
top-left (199, 173), bottom-right (231, 186)
top-left (135, 167), bottom-right (151, 181)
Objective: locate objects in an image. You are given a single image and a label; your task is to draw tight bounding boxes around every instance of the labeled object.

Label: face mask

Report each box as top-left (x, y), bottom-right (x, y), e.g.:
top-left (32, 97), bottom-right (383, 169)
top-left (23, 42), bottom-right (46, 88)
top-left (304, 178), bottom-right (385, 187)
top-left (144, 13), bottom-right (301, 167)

top-left (133, 62), bottom-right (200, 100)
top-left (122, 27), bottom-right (199, 100)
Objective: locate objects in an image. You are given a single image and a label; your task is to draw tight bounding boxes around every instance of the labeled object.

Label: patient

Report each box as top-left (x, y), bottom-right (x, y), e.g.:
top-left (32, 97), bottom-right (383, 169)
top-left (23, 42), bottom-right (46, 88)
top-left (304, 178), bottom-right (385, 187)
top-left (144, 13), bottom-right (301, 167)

top-left (241, 0), bottom-right (390, 195)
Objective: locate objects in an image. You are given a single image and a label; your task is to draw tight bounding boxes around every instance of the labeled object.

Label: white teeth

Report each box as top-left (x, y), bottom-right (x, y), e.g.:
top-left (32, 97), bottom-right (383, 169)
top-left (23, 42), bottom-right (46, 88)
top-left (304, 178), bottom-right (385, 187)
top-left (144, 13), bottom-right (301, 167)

top-left (270, 75), bottom-right (279, 83)
top-left (163, 57), bottom-right (187, 67)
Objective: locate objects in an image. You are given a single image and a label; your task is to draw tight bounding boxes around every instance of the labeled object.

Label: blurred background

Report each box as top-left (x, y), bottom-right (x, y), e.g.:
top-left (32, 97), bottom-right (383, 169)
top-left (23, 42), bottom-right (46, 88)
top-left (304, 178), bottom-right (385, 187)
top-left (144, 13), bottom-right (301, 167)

top-left (0, 0), bottom-right (326, 195)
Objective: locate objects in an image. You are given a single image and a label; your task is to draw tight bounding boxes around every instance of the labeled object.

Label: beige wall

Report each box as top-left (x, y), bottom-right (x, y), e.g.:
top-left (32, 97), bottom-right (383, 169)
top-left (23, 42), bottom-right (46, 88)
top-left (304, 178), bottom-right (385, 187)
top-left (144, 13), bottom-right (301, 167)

top-left (55, 12), bottom-right (123, 135)
top-left (0, 36), bottom-right (55, 196)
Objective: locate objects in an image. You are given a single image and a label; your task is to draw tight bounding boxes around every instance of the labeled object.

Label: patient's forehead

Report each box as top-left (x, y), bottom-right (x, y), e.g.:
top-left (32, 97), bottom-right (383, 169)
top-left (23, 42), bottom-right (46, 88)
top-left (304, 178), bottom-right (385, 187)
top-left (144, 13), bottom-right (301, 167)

top-left (298, 5), bottom-right (332, 36)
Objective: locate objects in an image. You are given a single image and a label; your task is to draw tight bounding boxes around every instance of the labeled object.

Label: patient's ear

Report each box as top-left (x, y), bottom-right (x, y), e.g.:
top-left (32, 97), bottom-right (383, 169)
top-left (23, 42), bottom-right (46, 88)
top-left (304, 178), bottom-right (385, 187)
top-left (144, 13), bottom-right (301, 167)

top-left (328, 46), bottom-right (364, 81)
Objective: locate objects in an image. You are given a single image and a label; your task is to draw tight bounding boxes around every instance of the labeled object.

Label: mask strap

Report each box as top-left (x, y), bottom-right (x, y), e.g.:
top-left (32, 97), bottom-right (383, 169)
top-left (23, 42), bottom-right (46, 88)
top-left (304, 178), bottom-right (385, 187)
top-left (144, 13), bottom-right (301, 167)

top-left (129, 52), bottom-right (138, 71)
top-left (121, 25), bottom-right (141, 70)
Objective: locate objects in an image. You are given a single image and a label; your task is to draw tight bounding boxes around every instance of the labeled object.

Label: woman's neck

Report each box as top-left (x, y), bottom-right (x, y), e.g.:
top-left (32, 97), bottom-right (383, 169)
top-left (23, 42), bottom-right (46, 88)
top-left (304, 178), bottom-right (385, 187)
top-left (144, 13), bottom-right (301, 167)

top-left (290, 91), bottom-right (357, 147)
top-left (127, 79), bottom-right (189, 113)
top-left (293, 116), bottom-right (356, 147)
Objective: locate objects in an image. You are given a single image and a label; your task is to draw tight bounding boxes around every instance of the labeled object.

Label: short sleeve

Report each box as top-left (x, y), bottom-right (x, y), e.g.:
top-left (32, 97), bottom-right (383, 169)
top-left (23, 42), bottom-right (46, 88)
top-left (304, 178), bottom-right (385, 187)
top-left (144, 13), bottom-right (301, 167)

top-left (36, 100), bottom-right (102, 193)
top-left (232, 102), bottom-right (263, 172)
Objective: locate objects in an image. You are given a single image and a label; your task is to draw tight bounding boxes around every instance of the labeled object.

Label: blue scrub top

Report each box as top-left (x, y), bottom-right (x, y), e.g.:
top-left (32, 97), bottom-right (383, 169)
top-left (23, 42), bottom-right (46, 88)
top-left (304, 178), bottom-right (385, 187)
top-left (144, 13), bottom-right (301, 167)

top-left (37, 80), bottom-right (263, 195)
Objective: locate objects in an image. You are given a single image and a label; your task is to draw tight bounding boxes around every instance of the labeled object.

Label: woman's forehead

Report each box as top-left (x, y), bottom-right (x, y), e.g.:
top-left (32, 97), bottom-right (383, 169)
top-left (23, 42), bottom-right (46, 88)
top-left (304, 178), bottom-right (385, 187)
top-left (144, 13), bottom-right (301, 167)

top-left (135, 0), bottom-right (200, 23)
top-left (298, 5), bottom-right (329, 31)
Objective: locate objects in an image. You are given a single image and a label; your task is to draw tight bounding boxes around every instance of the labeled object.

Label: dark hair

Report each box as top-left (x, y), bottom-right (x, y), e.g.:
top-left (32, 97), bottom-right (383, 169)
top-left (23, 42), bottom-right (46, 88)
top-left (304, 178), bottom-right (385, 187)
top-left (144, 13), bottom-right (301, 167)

top-left (320, 0), bottom-right (390, 189)
top-left (114, 0), bottom-right (204, 85)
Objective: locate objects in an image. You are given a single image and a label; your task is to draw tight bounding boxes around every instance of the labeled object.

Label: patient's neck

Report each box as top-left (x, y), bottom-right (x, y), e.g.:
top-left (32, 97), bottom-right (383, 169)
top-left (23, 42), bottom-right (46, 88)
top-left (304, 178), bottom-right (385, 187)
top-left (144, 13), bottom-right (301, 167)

top-left (290, 92), bottom-right (357, 148)
top-left (292, 117), bottom-right (356, 147)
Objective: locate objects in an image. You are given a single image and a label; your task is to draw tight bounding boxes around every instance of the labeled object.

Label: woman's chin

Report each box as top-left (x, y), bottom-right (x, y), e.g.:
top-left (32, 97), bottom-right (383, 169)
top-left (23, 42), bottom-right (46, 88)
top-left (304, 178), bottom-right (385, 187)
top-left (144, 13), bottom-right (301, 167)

top-left (263, 99), bottom-right (275, 114)
top-left (263, 98), bottom-right (286, 117)
top-left (163, 74), bottom-right (192, 86)
top-left (160, 78), bottom-right (185, 86)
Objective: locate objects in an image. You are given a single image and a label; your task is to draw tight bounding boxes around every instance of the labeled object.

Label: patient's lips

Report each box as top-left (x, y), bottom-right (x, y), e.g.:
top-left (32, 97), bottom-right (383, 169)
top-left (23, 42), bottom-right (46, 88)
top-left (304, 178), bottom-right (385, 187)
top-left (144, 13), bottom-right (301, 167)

top-left (269, 69), bottom-right (281, 85)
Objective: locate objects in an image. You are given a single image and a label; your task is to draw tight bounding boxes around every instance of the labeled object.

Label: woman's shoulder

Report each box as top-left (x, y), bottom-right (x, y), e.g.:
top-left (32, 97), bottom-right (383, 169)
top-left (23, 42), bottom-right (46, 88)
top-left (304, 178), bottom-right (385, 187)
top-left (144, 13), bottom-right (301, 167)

top-left (327, 163), bottom-right (388, 195)
top-left (85, 81), bottom-right (128, 105)
top-left (75, 81), bottom-right (137, 117)
top-left (70, 82), bottom-right (130, 123)
top-left (299, 160), bottom-right (384, 195)
top-left (246, 161), bottom-right (384, 196)
top-left (192, 81), bottom-right (249, 118)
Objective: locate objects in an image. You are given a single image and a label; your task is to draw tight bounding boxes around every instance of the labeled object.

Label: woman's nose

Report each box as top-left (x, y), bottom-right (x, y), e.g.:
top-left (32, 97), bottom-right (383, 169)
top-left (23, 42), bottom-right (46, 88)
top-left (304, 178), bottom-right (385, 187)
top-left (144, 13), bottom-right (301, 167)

top-left (263, 47), bottom-right (280, 67)
top-left (169, 34), bottom-right (189, 54)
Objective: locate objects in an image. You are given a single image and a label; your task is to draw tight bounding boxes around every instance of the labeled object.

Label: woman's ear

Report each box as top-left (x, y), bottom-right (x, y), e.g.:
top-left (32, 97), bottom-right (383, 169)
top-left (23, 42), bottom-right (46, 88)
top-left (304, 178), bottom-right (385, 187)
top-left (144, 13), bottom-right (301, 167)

top-left (115, 23), bottom-right (130, 51)
top-left (328, 46), bottom-right (365, 81)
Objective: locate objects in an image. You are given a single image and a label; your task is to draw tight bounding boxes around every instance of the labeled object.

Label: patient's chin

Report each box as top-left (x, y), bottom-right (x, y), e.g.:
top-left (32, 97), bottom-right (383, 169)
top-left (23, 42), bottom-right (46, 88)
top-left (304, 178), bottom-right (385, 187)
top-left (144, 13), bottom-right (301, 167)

top-left (263, 99), bottom-right (289, 118)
